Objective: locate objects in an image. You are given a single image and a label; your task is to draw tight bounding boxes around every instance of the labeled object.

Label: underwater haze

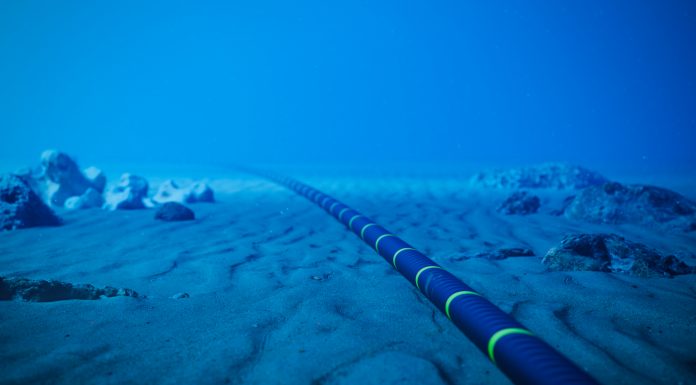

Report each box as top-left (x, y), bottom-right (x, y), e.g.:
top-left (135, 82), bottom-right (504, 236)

top-left (2, 1), bottom-right (696, 174)
top-left (2, 2), bottom-right (696, 385)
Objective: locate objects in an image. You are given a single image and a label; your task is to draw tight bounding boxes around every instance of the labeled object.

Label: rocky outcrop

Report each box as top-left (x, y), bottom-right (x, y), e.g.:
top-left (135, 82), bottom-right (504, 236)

top-left (152, 180), bottom-right (215, 204)
top-left (40, 150), bottom-right (106, 206)
top-left (1, 174), bottom-right (61, 230)
top-left (498, 191), bottom-right (540, 215)
top-left (563, 182), bottom-right (696, 232)
top-left (155, 202), bottom-right (195, 221)
top-left (471, 163), bottom-right (608, 190)
top-left (543, 233), bottom-right (694, 277)
top-left (104, 173), bottom-right (152, 210)
top-left (0, 276), bottom-right (138, 301)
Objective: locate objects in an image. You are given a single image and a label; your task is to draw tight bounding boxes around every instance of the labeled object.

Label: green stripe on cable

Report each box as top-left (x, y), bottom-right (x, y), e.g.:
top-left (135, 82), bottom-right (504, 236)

top-left (488, 328), bottom-right (534, 364)
top-left (374, 234), bottom-right (395, 253)
top-left (359, 223), bottom-right (377, 239)
top-left (414, 265), bottom-right (442, 290)
top-left (445, 291), bottom-right (481, 319)
top-left (391, 247), bottom-right (415, 269)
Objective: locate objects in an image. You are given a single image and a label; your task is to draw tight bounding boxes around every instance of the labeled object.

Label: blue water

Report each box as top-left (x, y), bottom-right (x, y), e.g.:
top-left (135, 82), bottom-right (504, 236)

top-left (2, 3), bottom-right (696, 385)
top-left (1, 1), bottom-right (695, 175)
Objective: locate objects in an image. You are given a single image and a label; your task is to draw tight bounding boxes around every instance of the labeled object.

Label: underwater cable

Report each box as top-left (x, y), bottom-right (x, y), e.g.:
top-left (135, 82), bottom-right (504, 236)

top-left (255, 170), bottom-right (600, 385)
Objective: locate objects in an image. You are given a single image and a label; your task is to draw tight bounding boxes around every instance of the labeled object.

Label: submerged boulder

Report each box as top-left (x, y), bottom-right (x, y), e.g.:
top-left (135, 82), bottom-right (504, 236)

top-left (152, 180), bottom-right (215, 204)
top-left (83, 166), bottom-right (106, 193)
top-left (471, 163), bottom-right (608, 190)
top-left (0, 174), bottom-right (61, 230)
top-left (152, 180), bottom-right (187, 204)
top-left (543, 233), bottom-right (694, 277)
top-left (104, 173), bottom-right (152, 210)
top-left (187, 181), bottom-right (214, 203)
top-left (155, 202), bottom-right (195, 221)
top-left (563, 182), bottom-right (696, 232)
top-left (0, 276), bottom-right (138, 302)
top-left (40, 150), bottom-right (96, 206)
top-left (498, 191), bottom-right (540, 215)
top-left (64, 187), bottom-right (104, 210)
top-left (19, 150), bottom-right (107, 207)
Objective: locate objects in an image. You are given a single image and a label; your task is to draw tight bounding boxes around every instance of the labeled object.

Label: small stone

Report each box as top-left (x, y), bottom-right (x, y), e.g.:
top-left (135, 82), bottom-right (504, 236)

top-left (154, 202), bottom-right (195, 221)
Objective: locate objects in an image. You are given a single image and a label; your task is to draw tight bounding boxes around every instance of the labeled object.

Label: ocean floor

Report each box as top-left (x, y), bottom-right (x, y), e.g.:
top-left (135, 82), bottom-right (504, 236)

top-left (1, 168), bottom-right (696, 385)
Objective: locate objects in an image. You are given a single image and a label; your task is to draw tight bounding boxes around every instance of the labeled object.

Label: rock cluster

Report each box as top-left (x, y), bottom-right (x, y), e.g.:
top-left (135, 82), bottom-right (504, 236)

top-left (0, 276), bottom-right (139, 301)
top-left (153, 180), bottom-right (215, 204)
top-left (563, 182), bottom-right (696, 232)
top-left (39, 150), bottom-right (106, 207)
top-left (4, 150), bottom-right (217, 228)
top-left (471, 163), bottom-right (608, 190)
top-left (1, 174), bottom-right (61, 230)
top-left (543, 233), bottom-right (694, 277)
top-left (498, 191), bottom-right (540, 215)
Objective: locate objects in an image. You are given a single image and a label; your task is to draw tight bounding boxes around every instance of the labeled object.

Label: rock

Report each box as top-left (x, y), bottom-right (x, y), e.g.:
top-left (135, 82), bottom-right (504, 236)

top-left (152, 180), bottom-right (215, 204)
top-left (104, 173), bottom-right (152, 210)
top-left (40, 150), bottom-right (96, 206)
top-left (64, 188), bottom-right (104, 210)
top-left (0, 276), bottom-right (138, 302)
top-left (542, 233), bottom-right (695, 277)
top-left (171, 292), bottom-right (190, 299)
top-left (470, 163), bottom-right (608, 190)
top-left (83, 166), bottom-right (106, 193)
top-left (187, 181), bottom-right (215, 203)
top-left (155, 202), bottom-right (195, 221)
top-left (498, 191), bottom-right (540, 215)
top-left (319, 352), bottom-right (447, 385)
top-left (152, 180), bottom-right (188, 204)
top-left (563, 182), bottom-right (696, 231)
top-left (0, 174), bottom-right (61, 230)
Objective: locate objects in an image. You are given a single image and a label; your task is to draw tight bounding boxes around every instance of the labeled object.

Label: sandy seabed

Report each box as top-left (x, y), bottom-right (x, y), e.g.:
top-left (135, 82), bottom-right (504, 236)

top-left (1, 169), bottom-right (695, 385)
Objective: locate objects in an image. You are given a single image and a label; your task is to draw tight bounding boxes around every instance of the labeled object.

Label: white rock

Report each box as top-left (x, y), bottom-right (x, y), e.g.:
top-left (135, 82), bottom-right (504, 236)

top-left (152, 180), bottom-right (188, 204)
top-left (83, 166), bottom-right (106, 193)
top-left (152, 180), bottom-right (215, 204)
top-left (104, 173), bottom-right (152, 210)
